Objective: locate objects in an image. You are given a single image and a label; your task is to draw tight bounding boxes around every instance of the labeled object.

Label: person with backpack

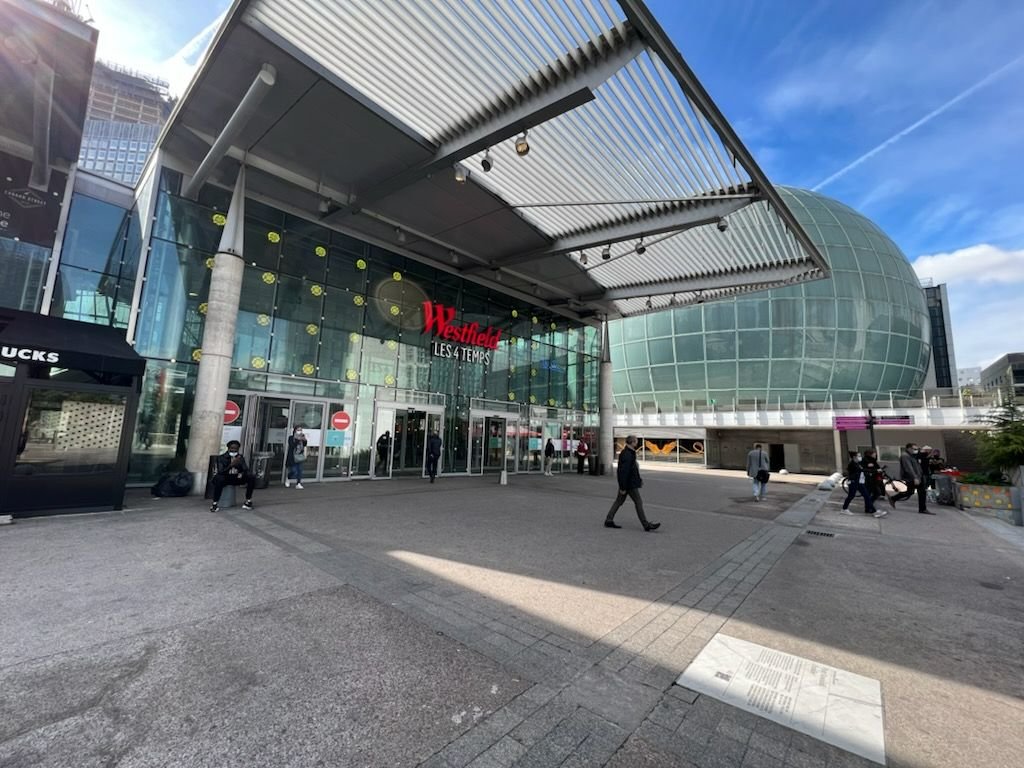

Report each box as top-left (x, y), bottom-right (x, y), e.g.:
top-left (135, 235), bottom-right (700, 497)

top-left (746, 443), bottom-right (770, 501)
top-left (210, 440), bottom-right (255, 512)
top-left (285, 425), bottom-right (308, 489)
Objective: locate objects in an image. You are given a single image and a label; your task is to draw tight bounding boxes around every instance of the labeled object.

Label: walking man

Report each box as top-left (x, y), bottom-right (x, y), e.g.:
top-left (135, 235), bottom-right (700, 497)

top-left (605, 435), bottom-right (660, 531)
top-left (575, 437), bottom-right (590, 474)
top-left (746, 443), bottom-right (770, 501)
top-left (891, 443), bottom-right (934, 514)
top-left (426, 430), bottom-right (442, 483)
top-left (840, 450), bottom-right (885, 517)
top-left (209, 440), bottom-right (256, 512)
top-left (375, 430), bottom-right (391, 476)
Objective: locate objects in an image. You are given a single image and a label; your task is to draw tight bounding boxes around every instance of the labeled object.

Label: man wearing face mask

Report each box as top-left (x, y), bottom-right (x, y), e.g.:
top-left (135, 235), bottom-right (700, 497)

top-left (840, 450), bottom-right (882, 517)
top-left (285, 425), bottom-right (308, 489)
top-left (210, 440), bottom-right (256, 512)
top-left (891, 442), bottom-right (933, 514)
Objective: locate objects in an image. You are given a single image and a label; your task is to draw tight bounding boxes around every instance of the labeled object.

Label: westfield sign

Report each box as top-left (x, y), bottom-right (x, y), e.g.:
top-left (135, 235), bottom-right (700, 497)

top-left (421, 302), bottom-right (502, 349)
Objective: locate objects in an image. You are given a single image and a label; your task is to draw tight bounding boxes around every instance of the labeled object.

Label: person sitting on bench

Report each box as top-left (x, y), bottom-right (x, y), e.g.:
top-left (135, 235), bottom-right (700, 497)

top-left (210, 440), bottom-right (255, 512)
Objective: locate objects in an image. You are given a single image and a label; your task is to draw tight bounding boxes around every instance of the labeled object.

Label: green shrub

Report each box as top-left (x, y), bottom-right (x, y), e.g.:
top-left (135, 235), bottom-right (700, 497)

top-left (958, 470), bottom-right (1010, 486)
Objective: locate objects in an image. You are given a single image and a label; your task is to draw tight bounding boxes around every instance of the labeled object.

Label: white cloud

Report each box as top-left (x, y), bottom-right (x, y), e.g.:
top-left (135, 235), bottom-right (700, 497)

top-left (913, 244), bottom-right (1024, 285)
top-left (944, 293), bottom-right (1023, 369)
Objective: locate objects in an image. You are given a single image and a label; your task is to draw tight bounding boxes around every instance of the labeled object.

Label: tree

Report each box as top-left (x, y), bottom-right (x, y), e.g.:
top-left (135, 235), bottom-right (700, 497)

top-left (974, 390), bottom-right (1024, 484)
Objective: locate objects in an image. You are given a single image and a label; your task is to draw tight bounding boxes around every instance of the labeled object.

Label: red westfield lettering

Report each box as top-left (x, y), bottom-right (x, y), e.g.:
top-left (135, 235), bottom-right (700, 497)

top-left (422, 301), bottom-right (502, 350)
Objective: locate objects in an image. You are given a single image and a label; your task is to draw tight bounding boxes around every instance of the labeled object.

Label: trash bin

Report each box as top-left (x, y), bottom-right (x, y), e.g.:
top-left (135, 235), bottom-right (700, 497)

top-left (587, 455), bottom-right (597, 475)
top-left (933, 473), bottom-right (956, 506)
top-left (253, 451), bottom-right (273, 489)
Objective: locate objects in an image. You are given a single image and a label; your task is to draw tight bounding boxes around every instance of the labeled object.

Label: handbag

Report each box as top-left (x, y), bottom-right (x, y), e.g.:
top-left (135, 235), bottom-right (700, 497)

top-left (293, 443), bottom-right (306, 463)
top-left (756, 468), bottom-right (770, 483)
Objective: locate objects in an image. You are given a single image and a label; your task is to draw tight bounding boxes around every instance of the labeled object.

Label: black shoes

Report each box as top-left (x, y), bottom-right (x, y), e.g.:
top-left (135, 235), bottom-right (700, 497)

top-left (919, 509), bottom-right (936, 515)
top-left (644, 522), bottom-right (661, 532)
top-left (242, 500), bottom-right (253, 510)
top-left (888, 496), bottom-right (896, 508)
top-left (209, 502), bottom-right (218, 513)
top-left (604, 521), bottom-right (622, 528)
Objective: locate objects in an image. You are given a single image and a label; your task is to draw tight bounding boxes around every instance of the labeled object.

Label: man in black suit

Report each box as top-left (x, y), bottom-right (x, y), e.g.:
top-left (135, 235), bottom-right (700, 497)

top-left (604, 435), bottom-right (660, 531)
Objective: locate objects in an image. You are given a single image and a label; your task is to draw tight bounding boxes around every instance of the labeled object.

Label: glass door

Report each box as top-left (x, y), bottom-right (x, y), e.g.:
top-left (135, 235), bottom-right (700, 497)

top-left (251, 397), bottom-right (289, 485)
top-left (470, 415), bottom-right (484, 474)
top-left (288, 401), bottom-right (325, 482)
top-left (373, 407), bottom-right (396, 478)
top-left (483, 416), bottom-right (506, 472)
top-left (322, 402), bottom-right (353, 478)
top-left (504, 417), bottom-right (519, 474)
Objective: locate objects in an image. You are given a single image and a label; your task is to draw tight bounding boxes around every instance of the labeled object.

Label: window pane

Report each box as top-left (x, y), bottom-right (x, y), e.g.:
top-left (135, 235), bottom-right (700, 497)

top-left (705, 331), bottom-right (736, 360)
top-left (648, 337), bottom-right (674, 365)
top-left (61, 195), bottom-right (128, 273)
top-left (674, 334), bottom-right (704, 363)
top-left (51, 265), bottom-right (133, 328)
top-left (0, 237), bottom-right (50, 312)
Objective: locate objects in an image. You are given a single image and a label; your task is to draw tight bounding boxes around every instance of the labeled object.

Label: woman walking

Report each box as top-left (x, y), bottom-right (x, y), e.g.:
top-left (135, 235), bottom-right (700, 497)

top-left (285, 425), bottom-right (308, 489)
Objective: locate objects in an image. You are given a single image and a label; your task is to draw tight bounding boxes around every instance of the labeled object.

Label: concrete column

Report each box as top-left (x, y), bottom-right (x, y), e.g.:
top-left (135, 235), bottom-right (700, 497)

top-left (184, 166), bottom-right (246, 493)
top-left (599, 319), bottom-right (614, 473)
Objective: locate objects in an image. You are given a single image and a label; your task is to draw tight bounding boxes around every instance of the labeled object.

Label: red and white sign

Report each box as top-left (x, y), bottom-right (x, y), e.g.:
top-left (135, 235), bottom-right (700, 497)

top-left (330, 411), bottom-right (351, 430)
top-left (224, 400), bottom-right (241, 424)
top-left (421, 301), bottom-right (502, 349)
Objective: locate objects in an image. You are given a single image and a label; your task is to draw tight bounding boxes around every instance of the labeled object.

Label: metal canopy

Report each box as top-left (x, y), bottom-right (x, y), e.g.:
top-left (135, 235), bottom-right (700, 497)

top-left (160, 0), bottom-right (828, 321)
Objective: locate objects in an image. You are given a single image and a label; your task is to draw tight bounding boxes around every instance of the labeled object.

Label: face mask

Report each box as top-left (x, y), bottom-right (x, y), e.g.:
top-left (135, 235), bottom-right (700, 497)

top-left (228, 451), bottom-right (238, 457)
top-left (855, 454), bottom-right (862, 461)
top-left (296, 430), bottom-right (303, 436)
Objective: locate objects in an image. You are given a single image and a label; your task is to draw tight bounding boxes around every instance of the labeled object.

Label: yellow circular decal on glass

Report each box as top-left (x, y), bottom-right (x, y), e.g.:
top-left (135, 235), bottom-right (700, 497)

top-left (530, 368), bottom-right (537, 377)
top-left (251, 356), bottom-right (266, 369)
top-left (353, 295), bottom-right (365, 306)
top-left (349, 332), bottom-right (360, 343)
top-left (205, 257), bottom-right (216, 269)
top-left (392, 271), bottom-right (402, 281)
top-left (529, 394), bottom-right (537, 404)
top-left (257, 314), bottom-right (271, 326)
top-left (511, 309), bottom-right (518, 318)
top-left (211, 212), bottom-right (227, 226)
top-left (386, 340), bottom-right (398, 350)
top-left (508, 392), bottom-right (516, 401)
top-left (509, 336), bottom-right (517, 346)
top-left (550, 323), bottom-right (556, 330)
top-left (384, 374), bottom-right (396, 386)
top-left (267, 231), bottom-right (280, 243)
top-left (191, 348), bottom-right (202, 361)
top-left (532, 315), bottom-right (538, 324)
top-left (355, 258), bottom-right (367, 270)
top-left (583, 404), bottom-right (589, 412)
top-left (198, 302), bottom-right (208, 315)
top-left (509, 365), bottom-right (516, 374)
top-left (302, 363), bottom-right (315, 375)
top-left (315, 245), bottom-right (327, 257)
top-left (531, 341), bottom-right (539, 350)
top-left (305, 323), bottom-right (319, 336)
top-left (548, 398), bottom-right (556, 406)
top-left (389, 304), bottom-right (401, 316)
top-left (310, 284), bottom-right (324, 297)
top-left (345, 369), bottom-right (358, 381)
top-left (261, 272), bottom-right (276, 285)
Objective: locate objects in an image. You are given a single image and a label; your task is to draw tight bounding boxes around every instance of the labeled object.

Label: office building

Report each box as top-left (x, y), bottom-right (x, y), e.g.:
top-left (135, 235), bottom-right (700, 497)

top-left (980, 354), bottom-right (1024, 395)
top-left (958, 367), bottom-right (982, 387)
top-left (920, 281), bottom-right (958, 390)
top-left (77, 61), bottom-right (171, 186)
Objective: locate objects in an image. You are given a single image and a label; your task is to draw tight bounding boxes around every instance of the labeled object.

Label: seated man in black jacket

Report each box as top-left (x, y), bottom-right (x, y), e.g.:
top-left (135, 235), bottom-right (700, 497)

top-left (210, 440), bottom-right (256, 512)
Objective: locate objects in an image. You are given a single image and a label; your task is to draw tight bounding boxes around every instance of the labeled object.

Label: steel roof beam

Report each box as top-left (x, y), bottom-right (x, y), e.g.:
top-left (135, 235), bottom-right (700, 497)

top-left (331, 27), bottom-right (645, 219)
top-left (468, 193), bottom-right (754, 273)
top-left (579, 262), bottom-right (821, 302)
top-left (618, 0), bottom-right (829, 278)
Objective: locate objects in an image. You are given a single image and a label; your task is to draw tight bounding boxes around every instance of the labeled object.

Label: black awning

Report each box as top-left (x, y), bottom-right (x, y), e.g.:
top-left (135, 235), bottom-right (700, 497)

top-left (0, 308), bottom-right (145, 377)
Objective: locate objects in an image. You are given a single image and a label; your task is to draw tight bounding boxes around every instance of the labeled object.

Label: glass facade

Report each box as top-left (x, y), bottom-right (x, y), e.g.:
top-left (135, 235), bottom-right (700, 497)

top-left (125, 170), bottom-right (600, 483)
top-left (611, 187), bottom-right (932, 411)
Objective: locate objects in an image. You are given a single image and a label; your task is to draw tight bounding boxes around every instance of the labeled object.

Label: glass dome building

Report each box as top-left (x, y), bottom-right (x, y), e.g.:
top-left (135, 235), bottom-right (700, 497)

top-left (610, 187), bottom-right (931, 411)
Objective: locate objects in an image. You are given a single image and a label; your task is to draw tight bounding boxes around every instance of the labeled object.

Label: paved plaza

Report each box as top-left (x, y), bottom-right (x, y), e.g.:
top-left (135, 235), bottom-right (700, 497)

top-left (1, 468), bottom-right (1022, 768)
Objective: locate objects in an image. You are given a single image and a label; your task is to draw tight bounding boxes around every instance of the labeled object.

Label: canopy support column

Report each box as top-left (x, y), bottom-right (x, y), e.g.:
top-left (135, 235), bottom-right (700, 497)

top-left (599, 319), bottom-right (615, 475)
top-left (185, 166), bottom-right (247, 493)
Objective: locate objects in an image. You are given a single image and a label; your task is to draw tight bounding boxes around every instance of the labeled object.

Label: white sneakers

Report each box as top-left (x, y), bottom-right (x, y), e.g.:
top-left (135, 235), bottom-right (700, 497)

top-left (295, 483), bottom-right (304, 489)
top-left (284, 479), bottom-right (304, 489)
top-left (873, 509), bottom-right (889, 518)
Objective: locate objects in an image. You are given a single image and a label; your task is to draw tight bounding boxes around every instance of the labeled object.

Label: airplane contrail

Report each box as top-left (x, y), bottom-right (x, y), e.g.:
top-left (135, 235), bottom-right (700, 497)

top-left (812, 53), bottom-right (1024, 191)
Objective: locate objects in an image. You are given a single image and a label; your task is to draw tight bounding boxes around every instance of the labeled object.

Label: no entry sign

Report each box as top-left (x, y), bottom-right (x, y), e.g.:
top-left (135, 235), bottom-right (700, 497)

top-left (224, 400), bottom-right (241, 424)
top-left (331, 411), bottom-right (351, 430)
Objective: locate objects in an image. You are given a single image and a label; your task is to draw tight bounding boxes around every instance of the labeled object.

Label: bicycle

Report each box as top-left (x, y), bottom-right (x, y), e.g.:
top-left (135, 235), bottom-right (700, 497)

top-left (840, 466), bottom-right (907, 497)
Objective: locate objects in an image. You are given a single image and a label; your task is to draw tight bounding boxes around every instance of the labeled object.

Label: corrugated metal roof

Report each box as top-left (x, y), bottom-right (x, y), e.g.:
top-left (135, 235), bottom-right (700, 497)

top-left (174, 0), bottom-right (828, 319)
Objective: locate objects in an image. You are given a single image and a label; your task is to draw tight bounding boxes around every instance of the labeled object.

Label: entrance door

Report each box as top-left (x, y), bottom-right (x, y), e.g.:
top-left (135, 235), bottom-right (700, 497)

top-left (288, 401), bottom-right (325, 483)
top-left (372, 407), bottom-right (396, 478)
top-left (248, 397), bottom-right (290, 485)
top-left (483, 415), bottom-right (506, 472)
top-left (392, 409), bottom-right (427, 475)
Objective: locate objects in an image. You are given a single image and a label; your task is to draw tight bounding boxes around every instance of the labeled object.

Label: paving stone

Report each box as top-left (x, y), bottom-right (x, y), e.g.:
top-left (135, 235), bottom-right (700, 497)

top-left (634, 720), bottom-right (694, 760)
top-left (668, 685), bottom-right (700, 704)
top-left (784, 747), bottom-right (827, 768)
top-left (508, 696), bottom-right (577, 748)
top-left (752, 719), bottom-right (795, 744)
top-left (748, 732), bottom-right (789, 760)
top-left (606, 733), bottom-right (699, 768)
top-left (647, 695), bottom-right (693, 731)
top-left (716, 717), bottom-right (753, 745)
top-left (707, 733), bottom-right (747, 762)
top-left (563, 666), bottom-right (662, 731)
top-left (742, 750), bottom-right (783, 768)
top-left (789, 732), bottom-right (832, 759)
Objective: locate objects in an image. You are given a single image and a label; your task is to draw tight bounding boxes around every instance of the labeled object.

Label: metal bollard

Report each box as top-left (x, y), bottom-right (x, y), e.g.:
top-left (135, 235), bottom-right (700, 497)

top-left (499, 469), bottom-right (508, 485)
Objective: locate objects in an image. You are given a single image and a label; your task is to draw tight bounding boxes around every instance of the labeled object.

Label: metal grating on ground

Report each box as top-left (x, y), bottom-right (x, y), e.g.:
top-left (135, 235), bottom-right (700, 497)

top-left (804, 530), bottom-right (836, 538)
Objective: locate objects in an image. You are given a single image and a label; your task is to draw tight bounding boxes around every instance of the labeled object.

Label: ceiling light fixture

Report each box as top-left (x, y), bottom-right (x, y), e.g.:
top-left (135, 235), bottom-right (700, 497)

top-left (481, 149), bottom-right (494, 173)
top-left (645, 297), bottom-right (653, 309)
top-left (579, 251), bottom-right (588, 266)
top-left (454, 163), bottom-right (468, 183)
top-left (317, 198), bottom-right (331, 214)
top-left (514, 130), bottom-right (530, 157)
top-left (635, 237), bottom-right (646, 255)
top-left (601, 244), bottom-right (611, 261)
top-left (449, 249), bottom-right (459, 265)
top-left (395, 228), bottom-right (407, 243)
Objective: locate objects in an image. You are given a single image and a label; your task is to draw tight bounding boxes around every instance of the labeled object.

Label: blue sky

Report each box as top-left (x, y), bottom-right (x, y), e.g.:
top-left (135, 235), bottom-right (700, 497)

top-left (89, 0), bottom-right (1023, 370)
